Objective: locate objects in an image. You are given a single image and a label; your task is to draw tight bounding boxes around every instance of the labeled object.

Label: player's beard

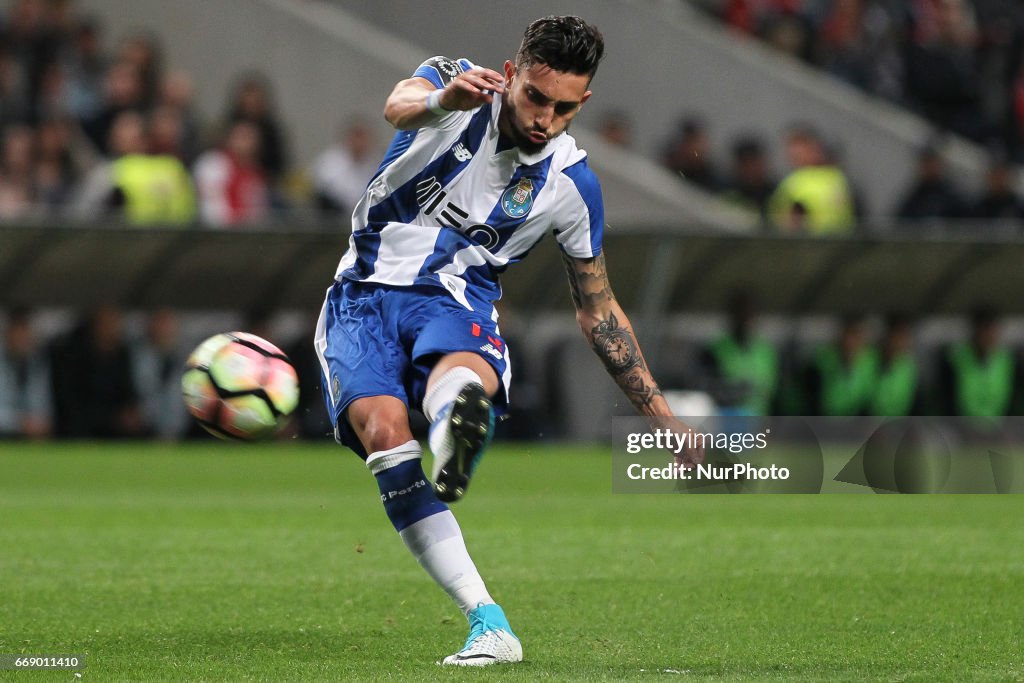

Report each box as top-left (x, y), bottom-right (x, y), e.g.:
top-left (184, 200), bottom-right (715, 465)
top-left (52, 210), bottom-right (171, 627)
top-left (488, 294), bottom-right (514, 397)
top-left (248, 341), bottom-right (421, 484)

top-left (499, 98), bottom-right (549, 155)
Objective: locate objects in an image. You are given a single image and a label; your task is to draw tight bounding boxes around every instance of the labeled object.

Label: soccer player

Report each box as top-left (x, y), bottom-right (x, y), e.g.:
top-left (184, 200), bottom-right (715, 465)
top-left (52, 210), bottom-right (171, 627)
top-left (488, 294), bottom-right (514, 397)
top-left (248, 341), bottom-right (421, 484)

top-left (315, 15), bottom-right (701, 666)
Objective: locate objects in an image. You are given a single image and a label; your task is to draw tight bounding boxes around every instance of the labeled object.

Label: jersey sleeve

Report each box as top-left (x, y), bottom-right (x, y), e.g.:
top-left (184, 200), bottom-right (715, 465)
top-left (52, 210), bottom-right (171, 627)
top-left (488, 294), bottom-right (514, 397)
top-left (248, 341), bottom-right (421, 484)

top-left (554, 159), bottom-right (605, 259)
top-left (412, 56), bottom-right (474, 89)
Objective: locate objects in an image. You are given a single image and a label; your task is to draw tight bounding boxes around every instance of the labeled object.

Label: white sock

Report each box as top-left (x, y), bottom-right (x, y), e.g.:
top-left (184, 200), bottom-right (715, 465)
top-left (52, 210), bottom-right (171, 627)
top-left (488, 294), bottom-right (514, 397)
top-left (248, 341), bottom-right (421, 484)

top-left (399, 510), bottom-right (494, 615)
top-left (423, 367), bottom-right (483, 423)
top-left (365, 440), bottom-right (422, 474)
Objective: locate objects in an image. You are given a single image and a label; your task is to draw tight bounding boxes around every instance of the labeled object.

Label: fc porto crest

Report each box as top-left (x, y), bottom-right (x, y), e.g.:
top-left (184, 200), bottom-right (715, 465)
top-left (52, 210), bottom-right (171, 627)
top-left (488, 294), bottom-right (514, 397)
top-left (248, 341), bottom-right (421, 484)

top-left (501, 178), bottom-right (535, 219)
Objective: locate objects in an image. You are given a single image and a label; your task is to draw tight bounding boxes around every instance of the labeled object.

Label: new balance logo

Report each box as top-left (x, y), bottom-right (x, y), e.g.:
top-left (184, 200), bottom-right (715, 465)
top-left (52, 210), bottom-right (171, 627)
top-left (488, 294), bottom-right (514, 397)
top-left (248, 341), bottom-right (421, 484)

top-left (480, 343), bottom-right (503, 360)
top-left (452, 142), bottom-right (473, 162)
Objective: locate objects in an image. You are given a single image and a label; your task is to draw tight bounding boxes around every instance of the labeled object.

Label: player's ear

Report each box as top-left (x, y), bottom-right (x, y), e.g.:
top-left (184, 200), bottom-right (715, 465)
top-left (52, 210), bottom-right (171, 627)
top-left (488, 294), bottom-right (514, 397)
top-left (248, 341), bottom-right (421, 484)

top-left (503, 60), bottom-right (516, 86)
top-left (579, 90), bottom-right (592, 106)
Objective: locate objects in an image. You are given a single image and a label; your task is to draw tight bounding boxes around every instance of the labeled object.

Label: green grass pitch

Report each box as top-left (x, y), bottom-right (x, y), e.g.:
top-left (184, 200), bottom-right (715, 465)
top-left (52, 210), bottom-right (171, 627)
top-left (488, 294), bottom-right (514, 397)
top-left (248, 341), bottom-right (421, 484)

top-left (1, 442), bottom-right (1022, 681)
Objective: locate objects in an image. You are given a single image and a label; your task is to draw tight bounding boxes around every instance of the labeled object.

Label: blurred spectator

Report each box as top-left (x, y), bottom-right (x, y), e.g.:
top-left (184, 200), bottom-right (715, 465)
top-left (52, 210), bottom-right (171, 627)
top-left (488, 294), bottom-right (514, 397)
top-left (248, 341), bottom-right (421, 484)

top-left (42, 0), bottom-right (77, 42)
top-left (661, 115), bottom-right (721, 191)
top-left (817, 0), bottom-right (903, 100)
top-left (50, 305), bottom-right (147, 438)
top-left (80, 59), bottom-right (145, 154)
top-left (939, 306), bottom-right (1017, 417)
top-left (719, 135), bottom-right (776, 219)
top-left (0, 307), bottom-right (52, 439)
top-left (32, 58), bottom-right (68, 123)
top-left (759, 2), bottom-right (815, 62)
top-left (148, 104), bottom-right (187, 160)
top-left (700, 291), bottom-right (779, 416)
top-left (969, 156), bottom-right (1024, 221)
top-left (60, 17), bottom-right (106, 122)
top-left (0, 46), bottom-right (31, 126)
top-left (870, 313), bottom-right (922, 416)
top-left (225, 72), bottom-right (289, 182)
top-left (0, 123), bottom-right (37, 218)
top-left (904, 0), bottom-right (987, 141)
top-left (34, 116), bottom-right (81, 209)
top-left (768, 124), bottom-right (855, 233)
top-left (1, 0), bottom-right (49, 110)
top-left (157, 69), bottom-right (202, 164)
top-left (194, 119), bottom-right (270, 227)
top-left (132, 308), bottom-right (188, 439)
top-left (803, 315), bottom-right (878, 416)
top-left (895, 143), bottom-right (967, 222)
top-left (73, 109), bottom-right (196, 225)
top-left (115, 32), bottom-right (162, 109)
top-left (596, 110), bottom-right (633, 148)
top-left (311, 118), bottom-right (377, 218)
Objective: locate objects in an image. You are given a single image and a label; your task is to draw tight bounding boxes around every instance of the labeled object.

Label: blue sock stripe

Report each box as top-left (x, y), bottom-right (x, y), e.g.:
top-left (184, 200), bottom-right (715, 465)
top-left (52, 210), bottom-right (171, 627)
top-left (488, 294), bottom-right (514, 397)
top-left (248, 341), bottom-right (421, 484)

top-left (375, 459), bottom-right (449, 531)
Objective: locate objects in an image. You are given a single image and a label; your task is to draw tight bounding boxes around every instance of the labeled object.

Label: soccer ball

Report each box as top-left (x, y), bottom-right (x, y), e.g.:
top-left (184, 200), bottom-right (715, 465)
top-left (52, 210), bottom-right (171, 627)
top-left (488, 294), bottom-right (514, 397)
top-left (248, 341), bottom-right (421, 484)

top-left (181, 332), bottom-right (300, 441)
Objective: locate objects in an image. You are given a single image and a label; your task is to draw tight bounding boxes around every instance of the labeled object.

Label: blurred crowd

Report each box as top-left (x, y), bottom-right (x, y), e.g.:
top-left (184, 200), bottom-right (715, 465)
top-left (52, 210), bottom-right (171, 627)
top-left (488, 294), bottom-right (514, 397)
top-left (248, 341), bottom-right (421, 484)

top-left (0, 0), bottom-right (378, 227)
top-left (2, 302), bottom-right (1022, 440)
top-left (3, 1), bottom-right (1023, 440)
top-left (0, 305), bottom-right (333, 440)
top-left (689, 0), bottom-right (1024, 162)
top-left (598, 110), bottom-right (1024, 234)
top-left (691, 294), bottom-right (1024, 420)
top-left (3, 0), bottom-right (1023, 235)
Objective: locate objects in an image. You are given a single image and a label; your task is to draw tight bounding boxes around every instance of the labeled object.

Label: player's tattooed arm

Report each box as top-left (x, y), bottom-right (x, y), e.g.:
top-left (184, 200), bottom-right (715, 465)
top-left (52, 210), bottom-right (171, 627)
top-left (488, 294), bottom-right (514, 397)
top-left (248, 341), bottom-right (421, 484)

top-left (562, 253), bottom-right (663, 412)
top-left (561, 251), bottom-right (613, 309)
top-left (563, 252), bottom-right (704, 466)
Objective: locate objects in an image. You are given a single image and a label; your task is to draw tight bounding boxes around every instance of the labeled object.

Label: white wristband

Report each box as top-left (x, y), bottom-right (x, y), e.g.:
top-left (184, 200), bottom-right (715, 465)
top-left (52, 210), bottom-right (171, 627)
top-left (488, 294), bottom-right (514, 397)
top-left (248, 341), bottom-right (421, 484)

top-left (425, 89), bottom-right (450, 116)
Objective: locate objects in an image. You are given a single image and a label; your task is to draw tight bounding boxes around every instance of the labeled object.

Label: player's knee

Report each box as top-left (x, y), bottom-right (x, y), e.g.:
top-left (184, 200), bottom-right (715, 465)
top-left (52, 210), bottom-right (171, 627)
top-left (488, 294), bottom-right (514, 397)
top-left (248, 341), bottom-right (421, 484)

top-left (347, 397), bottom-right (413, 454)
top-left (361, 415), bottom-right (411, 454)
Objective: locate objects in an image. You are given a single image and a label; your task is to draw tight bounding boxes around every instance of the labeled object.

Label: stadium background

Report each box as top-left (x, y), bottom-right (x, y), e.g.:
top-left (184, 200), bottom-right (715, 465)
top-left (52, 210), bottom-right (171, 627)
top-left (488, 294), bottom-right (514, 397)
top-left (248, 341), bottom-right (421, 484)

top-left (3, 0), bottom-right (1024, 441)
top-left (3, 2), bottom-right (1024, 681)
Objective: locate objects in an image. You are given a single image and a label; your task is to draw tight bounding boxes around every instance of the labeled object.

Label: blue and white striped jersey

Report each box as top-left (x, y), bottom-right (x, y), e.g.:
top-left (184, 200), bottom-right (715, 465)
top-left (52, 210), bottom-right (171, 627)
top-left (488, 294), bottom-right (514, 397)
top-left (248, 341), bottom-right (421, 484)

top-left (334, 56), bottom-right (605, 318)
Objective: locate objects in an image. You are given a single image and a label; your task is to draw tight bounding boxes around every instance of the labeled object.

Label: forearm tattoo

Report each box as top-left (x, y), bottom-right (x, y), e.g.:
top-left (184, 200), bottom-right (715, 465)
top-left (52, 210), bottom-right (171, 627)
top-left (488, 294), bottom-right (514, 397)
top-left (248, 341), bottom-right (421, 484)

top-left (562, 253), bottom-right (613, 310)
top-left (591, 311), bottom-right (640, 374)
top-left (620, 370), bottom-right (664, 409)
top-left (563, 253), bottom-right (664, 411)
top-left (590, 312), bottom-right (664, 409)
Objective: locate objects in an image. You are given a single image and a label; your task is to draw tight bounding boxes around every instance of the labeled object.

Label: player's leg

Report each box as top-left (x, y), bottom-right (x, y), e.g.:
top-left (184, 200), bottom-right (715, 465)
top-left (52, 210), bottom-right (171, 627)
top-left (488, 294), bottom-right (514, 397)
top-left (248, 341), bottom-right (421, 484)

top-left (346, 394), bottom-right (521, 666)
top-left (317, 284), bottom-right (518, 666)
top-left (423, 352), bottom-right (499, 502)
top-left (410, 332), bottom-right (521, 664)
top-left (346, 394), bottom-right (494, 614)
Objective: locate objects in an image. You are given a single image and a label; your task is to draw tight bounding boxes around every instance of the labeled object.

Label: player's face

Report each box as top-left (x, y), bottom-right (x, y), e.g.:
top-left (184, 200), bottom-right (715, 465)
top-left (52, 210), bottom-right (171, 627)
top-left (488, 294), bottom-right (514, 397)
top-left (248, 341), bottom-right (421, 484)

top-left (499, 60), bottom-right (592, 154)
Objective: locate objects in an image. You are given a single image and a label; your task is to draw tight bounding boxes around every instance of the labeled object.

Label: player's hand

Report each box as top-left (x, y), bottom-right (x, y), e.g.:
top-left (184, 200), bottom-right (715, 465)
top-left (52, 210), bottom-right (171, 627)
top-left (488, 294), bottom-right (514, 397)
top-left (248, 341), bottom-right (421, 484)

top-left (652, 416), bottom-right (705, 470)
top-left (675, 439), bottom-right (704, 470)
top-left (438, 68), bottom-right (505, 111)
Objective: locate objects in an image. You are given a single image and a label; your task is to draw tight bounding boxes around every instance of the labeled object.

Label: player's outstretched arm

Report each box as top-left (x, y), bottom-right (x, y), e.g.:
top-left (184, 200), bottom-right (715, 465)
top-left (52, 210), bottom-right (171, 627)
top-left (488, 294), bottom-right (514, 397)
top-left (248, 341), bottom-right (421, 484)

top-left (562, 252), bottom-right (703, 466)
top-left (383, 68), bottom-right (506, 131)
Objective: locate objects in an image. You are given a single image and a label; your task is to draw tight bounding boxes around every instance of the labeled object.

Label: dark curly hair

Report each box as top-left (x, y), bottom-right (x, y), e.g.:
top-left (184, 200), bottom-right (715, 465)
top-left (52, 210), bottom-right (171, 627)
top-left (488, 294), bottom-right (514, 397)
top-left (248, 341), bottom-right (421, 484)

top-left (515, 16), bottom-right (604, 81)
